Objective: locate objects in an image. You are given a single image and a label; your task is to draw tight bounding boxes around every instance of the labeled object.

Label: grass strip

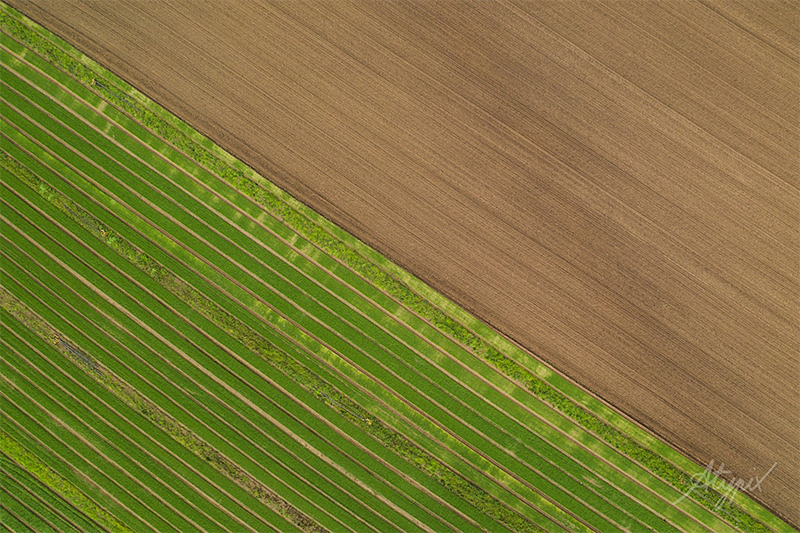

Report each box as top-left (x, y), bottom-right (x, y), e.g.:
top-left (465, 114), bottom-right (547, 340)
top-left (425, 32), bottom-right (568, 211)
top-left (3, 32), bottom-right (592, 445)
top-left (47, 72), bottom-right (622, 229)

top-left (0, 411), bottom-right (159, 533)
top-left (0, 471), bottom-right (77, 533)
top-left (0, 430), bottom-right (131, 533)
top-left (0, 472), bottom-right (79, 533)
top-left (1, 453), bottom-right (98, 533)
top-left (0, 385), bottom-right (176, 532)
top-left (0, 288), bottom-right (325, 533)
top-left (0, 360), bottom-right (211, 532)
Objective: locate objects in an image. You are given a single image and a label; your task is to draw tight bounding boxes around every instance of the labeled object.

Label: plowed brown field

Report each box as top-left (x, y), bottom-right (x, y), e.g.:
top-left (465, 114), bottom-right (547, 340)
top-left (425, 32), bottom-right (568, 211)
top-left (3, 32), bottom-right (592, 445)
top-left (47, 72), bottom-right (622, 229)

top-left (10, 0), bottom-right (798, 524)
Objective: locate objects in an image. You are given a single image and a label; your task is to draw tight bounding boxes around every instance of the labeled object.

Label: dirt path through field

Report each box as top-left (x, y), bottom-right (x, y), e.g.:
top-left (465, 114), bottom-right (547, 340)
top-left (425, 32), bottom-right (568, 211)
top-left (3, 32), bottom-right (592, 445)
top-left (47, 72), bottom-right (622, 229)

top-left (9, 0), bottom-right (798, 523)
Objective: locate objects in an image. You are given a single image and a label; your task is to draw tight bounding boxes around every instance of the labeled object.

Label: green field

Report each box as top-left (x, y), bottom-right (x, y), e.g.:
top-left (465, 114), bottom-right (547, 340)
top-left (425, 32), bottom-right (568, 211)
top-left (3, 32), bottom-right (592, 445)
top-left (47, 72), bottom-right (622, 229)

top-left (0, 3), bottom-right (793, 532)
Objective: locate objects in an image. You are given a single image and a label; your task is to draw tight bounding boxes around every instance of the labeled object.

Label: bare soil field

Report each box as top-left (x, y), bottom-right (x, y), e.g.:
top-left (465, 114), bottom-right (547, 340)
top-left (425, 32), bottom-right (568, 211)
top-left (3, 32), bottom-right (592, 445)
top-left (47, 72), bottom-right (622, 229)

top-left (10, 0), bottom-right (798, 524)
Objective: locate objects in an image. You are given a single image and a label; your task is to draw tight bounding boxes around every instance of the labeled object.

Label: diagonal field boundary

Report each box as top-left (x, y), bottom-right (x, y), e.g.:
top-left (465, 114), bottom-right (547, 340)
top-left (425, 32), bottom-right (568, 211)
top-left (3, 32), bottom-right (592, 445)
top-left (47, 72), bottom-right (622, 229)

top-left (0, 2), bottom-right (794, 532)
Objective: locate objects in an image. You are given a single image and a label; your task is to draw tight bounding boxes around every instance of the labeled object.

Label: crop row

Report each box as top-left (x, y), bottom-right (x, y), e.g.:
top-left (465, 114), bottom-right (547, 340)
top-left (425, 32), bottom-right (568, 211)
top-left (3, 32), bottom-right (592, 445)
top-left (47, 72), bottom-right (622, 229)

top-left (0, 55), bottom-right (652, 528)
top-left (0, 462), bottom-right (81, 532)
top-left (0, 429), bottom-right (128, 533)
top-left (1, 448), bottom-right (99, 533)
top-left (0, 14), bottom-right (716, 524)
top-left (0, 61), bottom-right (520, 532)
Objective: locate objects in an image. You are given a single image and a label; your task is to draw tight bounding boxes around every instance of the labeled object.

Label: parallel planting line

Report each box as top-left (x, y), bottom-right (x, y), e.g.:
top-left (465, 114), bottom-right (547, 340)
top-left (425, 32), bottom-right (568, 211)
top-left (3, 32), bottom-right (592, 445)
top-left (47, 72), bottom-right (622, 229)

top-left (0, 272), bottom-right (361, 533)
top-left (0, 179), bottom-right (520, 532)
top-left (0, 401), bottom-right (166, 532)
top-left (0, 471), bottom-right (77, 533)
top-left (0, 37), bottom-right (744, 533)
top-left (0, 362), bottom-right (212, 533)
top-left (0, 116), bottom-right (580, 532)
top-left (0, 144), bottom-right (472, 532)
top-left (0, 294), bottom-right (368, 532)
top-left (0, 206), bottom-right (332, 528)
top-left (0, 502), bottom-right (34, 533)
top-left (1, 329), bottom-right (266, 533)
top-left (0, 483), bottom-right (61, 533)
top-left (0, 225), bottom-right (438, 533)
top-left (0, 104), bottom-right (476, 532)
top-left (72, 85), bottom-right (726, 531)
top-left (0, 25), bottom-right (712, 532)
top-left (0, 294), bottom-right (330, 533)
